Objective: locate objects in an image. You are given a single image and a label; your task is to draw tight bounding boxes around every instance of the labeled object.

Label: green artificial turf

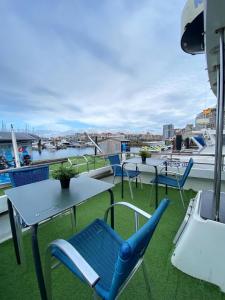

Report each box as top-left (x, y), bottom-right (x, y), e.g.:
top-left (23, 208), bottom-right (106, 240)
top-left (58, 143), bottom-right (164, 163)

top-left (49, 155), bottom-right (107, 174)
top-left (0, 182), bottom-right (224, 300)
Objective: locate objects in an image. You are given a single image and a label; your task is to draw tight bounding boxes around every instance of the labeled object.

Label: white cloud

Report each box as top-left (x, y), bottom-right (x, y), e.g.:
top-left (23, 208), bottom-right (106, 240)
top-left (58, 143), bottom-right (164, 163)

top-left (0, 0), bottom-right (216, 133)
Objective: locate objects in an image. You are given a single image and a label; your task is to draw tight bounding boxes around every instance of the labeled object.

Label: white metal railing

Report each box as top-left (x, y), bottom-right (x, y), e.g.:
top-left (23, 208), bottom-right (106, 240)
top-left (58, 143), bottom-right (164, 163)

top-left (148, 151), bottom-right (224, 170)
top-left (0, 150), bottom-right (224, 176)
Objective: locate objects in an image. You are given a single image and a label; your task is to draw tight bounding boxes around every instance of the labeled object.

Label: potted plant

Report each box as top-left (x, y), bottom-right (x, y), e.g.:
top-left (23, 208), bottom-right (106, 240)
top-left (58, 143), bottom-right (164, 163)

top-left (52, 165), bottom-right (78, 189)
top-left (139, 149), bottom-right (151, 163)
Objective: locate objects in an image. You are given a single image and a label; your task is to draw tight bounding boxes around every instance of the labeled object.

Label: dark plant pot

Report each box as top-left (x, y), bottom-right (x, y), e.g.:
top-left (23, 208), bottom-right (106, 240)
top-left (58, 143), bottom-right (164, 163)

top-left (60, 178), bottom-right (70, 189)
top-left (142, 156), bottom-right (146, 164)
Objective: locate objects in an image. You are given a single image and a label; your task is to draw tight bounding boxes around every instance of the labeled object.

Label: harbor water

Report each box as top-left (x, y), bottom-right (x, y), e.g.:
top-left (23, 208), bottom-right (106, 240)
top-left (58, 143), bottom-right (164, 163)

top-left (32, 147), bottom-right (140, 161)
top-left (0, 147), bottom-right (140, 185)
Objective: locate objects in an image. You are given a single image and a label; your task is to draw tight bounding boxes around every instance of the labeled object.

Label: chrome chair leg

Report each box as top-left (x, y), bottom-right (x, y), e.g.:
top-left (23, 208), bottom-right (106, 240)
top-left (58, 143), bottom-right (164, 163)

top-left (181, 187), bottom-right (188, 202)
top-left (128, 177), bottom-right (134, 200)
top-left (179, 188), bottom-right (185, 208)
top-left (149, 183), bottom-right (154, 206)
top-left (139, 175), bottom-right (143, 189)
top-left (176, 179), bottom-right (185, 208)
top-left (142, 261), bottom-right (152, 299)
top-left (45, 247), bottom-right (53, 300)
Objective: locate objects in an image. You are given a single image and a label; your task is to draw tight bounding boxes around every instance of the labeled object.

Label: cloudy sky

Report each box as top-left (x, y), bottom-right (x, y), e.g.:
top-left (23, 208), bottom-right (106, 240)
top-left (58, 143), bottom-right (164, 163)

top-left (0, 0), bottom-right (215, 134)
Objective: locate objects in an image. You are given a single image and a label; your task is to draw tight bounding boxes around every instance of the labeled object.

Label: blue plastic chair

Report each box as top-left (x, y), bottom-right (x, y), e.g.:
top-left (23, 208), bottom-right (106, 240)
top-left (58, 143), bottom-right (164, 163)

top-left (8, 166), bottom-right (49, 225)
top-left (9, 164), bottom-right (76, 232)
top-left (8, 165), bottom-right (49, 187)
top-left (151, 158), bottom-right (194, 207)
top-left (7, 166), bottom-right (50, 263)
top-left (45, 199), bottom-right (169, 300)
top-left (108, 154), bottom-right (142, 199)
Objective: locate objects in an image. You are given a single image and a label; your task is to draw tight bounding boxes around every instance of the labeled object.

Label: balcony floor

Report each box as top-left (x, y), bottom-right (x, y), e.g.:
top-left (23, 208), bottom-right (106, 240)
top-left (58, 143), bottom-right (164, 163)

top-left (0, 180), bottom-right (225, 299)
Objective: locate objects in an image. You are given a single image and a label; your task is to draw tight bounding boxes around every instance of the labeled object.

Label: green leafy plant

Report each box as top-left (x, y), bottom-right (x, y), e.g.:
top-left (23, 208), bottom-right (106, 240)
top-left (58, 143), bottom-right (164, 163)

top-left (52, 165), bottom-right (78, 180)
top-left (139, 149), bottom-right (151, 158)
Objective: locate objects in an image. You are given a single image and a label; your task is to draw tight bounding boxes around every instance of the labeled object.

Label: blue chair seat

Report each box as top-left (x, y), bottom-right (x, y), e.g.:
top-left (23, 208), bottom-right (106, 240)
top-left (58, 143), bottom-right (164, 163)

top-left (116, 169), bottom-right (141, 178)
top-left (108, 154), bottom-right (142, 199)
top-left (152, 174), bottom-right (180, 188)
top-left (46, 199), bottom-right (169, 299)
top-left (150, 158), bottom-right (194, 208)
top-left (52, 219), bottom-right (124, 299)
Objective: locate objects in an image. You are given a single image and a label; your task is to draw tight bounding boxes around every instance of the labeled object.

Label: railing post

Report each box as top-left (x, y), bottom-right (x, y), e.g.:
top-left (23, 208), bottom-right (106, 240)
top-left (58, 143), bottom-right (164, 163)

top-left (213, 27), bottom-right (225, 222)
top-left (94, 136), bottom-right (98, 156)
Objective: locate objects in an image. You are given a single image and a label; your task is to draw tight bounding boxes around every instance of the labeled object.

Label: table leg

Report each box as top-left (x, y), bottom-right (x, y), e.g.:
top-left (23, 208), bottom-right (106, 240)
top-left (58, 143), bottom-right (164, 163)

top-left (71, 206), bottom-right (77, 232)
top-left (135, 164), bottom-right (138, 188)
top-left (31, 224), bottom-right (47, 300)
top-left (108, 189), bottom-right (114, 229)
top-left (154, 166), bottom-right (158, 209)
top-left (14, 210), bottom-right (25, 265)
top-left (7, 199), bottom-right (21, 265)
top-left (165, 161), bottom-right (168, 194)
top-left (121, 162), bottom-right (124, 199)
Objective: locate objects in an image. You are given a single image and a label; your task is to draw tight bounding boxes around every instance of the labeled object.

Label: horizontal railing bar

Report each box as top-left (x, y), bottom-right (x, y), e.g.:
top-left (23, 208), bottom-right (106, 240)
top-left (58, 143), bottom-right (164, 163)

top-left (0, 153), bottom-right (112, 175)
top-left (0, 158), bottom-right (68, 174)
top-left (152, 152), bottom-right (221, 157)
top-left (0, 150), bottom-right (223, 175)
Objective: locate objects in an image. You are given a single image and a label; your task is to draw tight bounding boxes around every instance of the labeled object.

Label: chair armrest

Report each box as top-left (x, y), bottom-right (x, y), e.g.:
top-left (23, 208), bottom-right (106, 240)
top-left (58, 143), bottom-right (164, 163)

top-left (50, 239), bottom-right (100, 287)
top-left (109, 163), bottom-right (122, 175)
top-left (160, 163), bottom-right (181, 173)
top-left (159, 166), bottom-right (166, 173)
top-left (123, 161), bottom-right (140, 169)
top-left (122, 162), bottom-right (140, 174)
top-left (109, 164), bottom-right (137, 177)
top-left (110, 163), bottom-right (121, 168)
top-left (159, 167), bottom-right (181, 180)
top-left (104, 201), bottom-right (151, 223)
top-left (125, 164), bottom-right (141, 173)
top-left (161, 170), bottom-right (180, 176)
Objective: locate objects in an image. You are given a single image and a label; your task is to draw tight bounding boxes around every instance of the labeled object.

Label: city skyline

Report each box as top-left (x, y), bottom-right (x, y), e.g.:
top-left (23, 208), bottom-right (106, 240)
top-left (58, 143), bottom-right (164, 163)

top-left (1, 104), bottom-right (218, 136)
top-left (0, 1), bottom-right (215, 133)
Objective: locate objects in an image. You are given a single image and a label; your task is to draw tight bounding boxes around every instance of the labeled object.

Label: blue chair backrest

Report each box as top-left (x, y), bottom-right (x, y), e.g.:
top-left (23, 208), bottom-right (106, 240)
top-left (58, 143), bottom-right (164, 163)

top-left (8, 165), bottom-right (49, 187)
top-left (194, 135), bottom-right (205, 147)
top-left (108, 155), bottom-right (122, 176)
top-left (109, 199), bottom-right (169, 299)
top-left (179, 158), bottom-right (194, 187)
